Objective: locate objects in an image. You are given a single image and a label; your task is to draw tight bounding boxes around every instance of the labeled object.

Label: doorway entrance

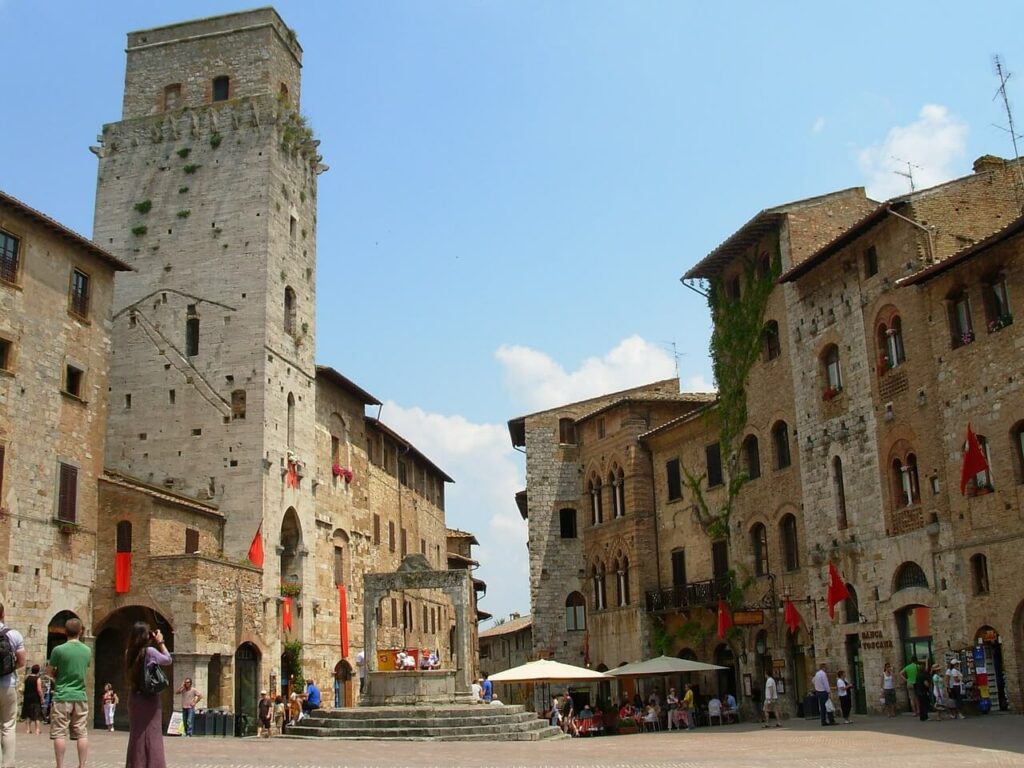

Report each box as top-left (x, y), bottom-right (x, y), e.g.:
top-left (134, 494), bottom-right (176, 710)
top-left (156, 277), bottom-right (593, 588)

top-left (234, 643), bottom-right (260, 736)
top-left (844, 634), bottom-right (867, 714)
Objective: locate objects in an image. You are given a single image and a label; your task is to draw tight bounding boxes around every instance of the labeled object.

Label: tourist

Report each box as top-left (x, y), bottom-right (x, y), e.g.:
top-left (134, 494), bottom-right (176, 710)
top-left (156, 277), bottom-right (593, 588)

top-left (812, 662), bottom-right (833, 726)
top-left (302, 679), bottom-right (321, 716)
top-left (0, 602), bottom-right (27, 768)
top-left (101, 683), bottom-right (118, 733)
top-left (548, 695), bottom-right (561, 726)
top-left (725, 692), bottom-right (738, 723)
top-left (912, 660), bottom-right (930, 721)
top-left (257, 690), bottom-right (272, 738)
top-left (881, 662), bottom-right (897, 717)
top-left (48, 617), bottom-right (91, 768)
top-left (124, 622), bottom-right (171, 768)
top-left (763, 670), bottom-right (782, 728)
top-left (666, 687), bottom-right (680, 730)
top-left (930, 664), bottom-right (948, 720)
top-left (288, 692), bottom-right (302, 725)
top-left (481, 674), bottom-right (493, 703)
top-left (899, 659), bottom-right (920, 717)
top-left (273, 695), bottom-right (285, 735)
top-left (682, 683), bottom-right (695, 730)
top-left (174, 678), bottom-right (202, 737)
top-left (946, 660), bottom-right (965, 720)
top-left (836, 670), bottom-right (853, 724)
top-left (354, 650), bottom-right (366, 694)
top-left (23, 665), bottom-right (44, 735)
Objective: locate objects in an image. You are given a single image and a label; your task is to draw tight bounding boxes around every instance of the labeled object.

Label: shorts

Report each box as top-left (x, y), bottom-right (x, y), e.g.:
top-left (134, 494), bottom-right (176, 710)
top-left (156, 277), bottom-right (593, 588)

top-left (50, 701), bottom-right (89, 740)
top-left (763, 700), bottom-right (779, 713)
top-left (883, 689), bottom-right (896, 704)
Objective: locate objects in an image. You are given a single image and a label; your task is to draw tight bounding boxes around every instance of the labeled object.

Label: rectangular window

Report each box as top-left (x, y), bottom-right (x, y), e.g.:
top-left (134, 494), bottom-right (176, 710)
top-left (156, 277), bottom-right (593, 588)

top-left (69, 269), bottom-right (90, 318)
top-left (64, 364), bottom-right (84, 398)
top-left (373, 514), bottom-right (381, 545)
top-left (400, 528), bottom-right (408, 557)
top-left (231, 390), bottom-right (246, 419)
top-left (334, 546), bottom-right (344, 586)
top-left (0, 444), bottom-right (5, 502)
top-left (706, 443), bottom-right (723, 487)
top-left (390, 598), bottom-right (398, 628)
top-left (558, 418), bottom-right (576, 445)
top-left (388, 521), bottom-right (395, 552)
top-left (420, 538), bottom-right (426, 555)
top-left (186, 317), bottom-right (200, 356)
top-left (212, 75), bottom-right (230, 102)
top-left (597, 418), bottom-right (606, 439)
top-left (666, 459), bottom-right (682, 501)
top-left (671, 548), bottom-right (687, 587)
top-left (865, 245), bottom-right (878, 277)
top-left (185, 528), bottom-right (200, 554)
top-left (398, 459), bottom-right (408, 486)
top-left (712, 539), bottom-right (729, 581)
top-left (0, 337), bottom-right (11, 371)
top-left (57, 462), bottom-right (78, 523)
top-left (559, 508), bottom-right (577, 539)
top-left (0, 230), bottom-right (20, 283)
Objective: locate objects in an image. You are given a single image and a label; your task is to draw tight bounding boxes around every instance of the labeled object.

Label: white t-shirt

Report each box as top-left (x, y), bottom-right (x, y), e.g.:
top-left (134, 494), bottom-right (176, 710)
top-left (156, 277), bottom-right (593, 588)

top-left (947, 667), bottom-right (963, 692)
top-left (355, 651), bottom-right (366, 678)
top-left (471, 683), bottom-right (483, 702)
top-left (837, 678), bottom-right (850, 696)
top-left (764, 676), bottom-right (778, 702)
top-left (0, 623), bottom-right (25, 689)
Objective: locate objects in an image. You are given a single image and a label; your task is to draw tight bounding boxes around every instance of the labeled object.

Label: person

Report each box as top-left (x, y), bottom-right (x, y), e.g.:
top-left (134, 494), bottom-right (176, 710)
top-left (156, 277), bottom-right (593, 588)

top-left (548, 695), bottom-right (561, 727)
top-left (303, 679), bottom-right (321, 717)
top-left (560, 689), bottom-right (575, 733)
top-left (682, 683), bottom-right (695, 730)
top-left (666, 688), bottom-right (680, 730)
top-left (426, 650), bottom-right (439, 670)
top-left (707, 696), bottom-right (723, 726)
top-left (911, 660), bottom-right (929, 721)
top-left (881, 662), bottom-right (897, 718)
top-left (946, 659), bottom-right (965, 720)
top-left (354, 650), bottom-right (366, 694)
top-left (23, 664), bottom-right (45, 735)
top-left (763, 671), bottom-right (782, 728)
top-left (812, 662), bottom-right (834, 726)
top-left (272, 695), bottom-right (285, 735)
top-left (48, 617), bottom-right (91, 768)
top-left (101, 683), bottom-right (118, 733)
top-left (124, 622), bottom-right (171, 768)
top-left (0, 602), bottom-right (27, 768)
top-left (632, 692), bottom-right (644, 710)
top-left (725, 692), bottom-right (738, 723)
top-left (175, 678), bottom-right (202, 737)
top-left (288, 693), bottom-right (301, 725)
top-left (930, 664), bottom-right (948, 721)
top-left (481, 674), bottom-right (493, 703)
top-left (899, 659), bottom-right (920, 716)
top-left (471, 679), bottom-right (483, 703)
top-left (836, 670), bottom-right (854, 724)
top-left (257, 690), bottom-right (272, 738)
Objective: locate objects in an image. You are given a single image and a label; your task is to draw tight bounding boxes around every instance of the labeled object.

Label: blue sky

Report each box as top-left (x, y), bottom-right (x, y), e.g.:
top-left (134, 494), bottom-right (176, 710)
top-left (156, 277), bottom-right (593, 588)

top-left (2, 1), bottom-right (1022, 625)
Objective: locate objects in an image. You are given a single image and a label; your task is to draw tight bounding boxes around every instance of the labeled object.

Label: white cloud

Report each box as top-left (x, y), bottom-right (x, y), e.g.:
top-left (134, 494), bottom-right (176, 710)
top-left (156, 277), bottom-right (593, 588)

top-left (857, 104), bottom-right (969, 201)
top-left (495, 334), bottom-right (678, 412)
top-left (812, 116), bottom-right (826, 134)
top-left (684, 373), bottom-right (714, 393)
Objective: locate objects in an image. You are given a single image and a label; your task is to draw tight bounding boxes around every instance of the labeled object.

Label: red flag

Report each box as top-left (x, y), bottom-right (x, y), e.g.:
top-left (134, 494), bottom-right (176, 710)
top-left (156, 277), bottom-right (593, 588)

top-left (717, 598), bottom-right (733, 639)
top-left (783, 599), bottom-right (802, 634)
top-left (247, 523), bottom-right (264, 568)
top-left (826, 562), bottom-right (850, 620)
top-left (338, 585), bottom-right (350, 659)
top-left (115, 552), bottom-right (132, 594)
top-left (283, 596), bottom-right (294, 631)
top-left (286, 462), bottom-right (299, 489)
top-left (960, 424), bottom-right (989, 495)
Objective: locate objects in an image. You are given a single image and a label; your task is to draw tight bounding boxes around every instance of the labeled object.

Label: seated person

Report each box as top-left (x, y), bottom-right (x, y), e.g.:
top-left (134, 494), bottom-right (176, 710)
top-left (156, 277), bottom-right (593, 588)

top-left (402, 651), bottom-right (417, 670)
top-left (725, 693), bottom-right (739, 723)
top-left (302, 679), bottom-right (322, 715)
top-left (420, 649), bottom-right (433, 670)
top-left (579, 704), bottom-right (594, 720)
top-left (288, 692), bottom-right (302, 724)
top-left (708, 696), bottom-right (723, 725)
top-left (427, 651), bottom-right (440, 669)
top-left (471, 679), bottom-right (484, 703)
top-left (643, 705), bottom-right (659, 731)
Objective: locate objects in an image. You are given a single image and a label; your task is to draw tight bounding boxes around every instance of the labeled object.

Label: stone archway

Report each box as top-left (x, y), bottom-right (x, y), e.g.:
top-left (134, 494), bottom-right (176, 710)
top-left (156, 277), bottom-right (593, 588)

top-left (47, 610), bottom-right (80, 659)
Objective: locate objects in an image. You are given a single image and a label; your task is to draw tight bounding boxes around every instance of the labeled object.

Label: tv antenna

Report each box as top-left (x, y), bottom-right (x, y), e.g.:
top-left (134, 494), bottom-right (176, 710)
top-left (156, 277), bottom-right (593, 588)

top-left (993, 55), bottom-right (1024, 212)
top-left (660, 340), bottom-right (683, 381)
top-left (892, 156), bottom-right (921, 193)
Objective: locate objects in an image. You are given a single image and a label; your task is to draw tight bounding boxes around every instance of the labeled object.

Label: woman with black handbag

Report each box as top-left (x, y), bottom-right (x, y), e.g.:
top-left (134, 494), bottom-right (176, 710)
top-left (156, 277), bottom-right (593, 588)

top-left (125, 622), bottom-right (172, 768)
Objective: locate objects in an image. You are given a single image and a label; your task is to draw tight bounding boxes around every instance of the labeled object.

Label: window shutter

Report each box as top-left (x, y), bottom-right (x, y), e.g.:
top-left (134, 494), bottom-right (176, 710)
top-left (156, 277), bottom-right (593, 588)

top-left (58, 463), bottom-right (78, 523)
top-left (0, 444), bottom-right (5, 501)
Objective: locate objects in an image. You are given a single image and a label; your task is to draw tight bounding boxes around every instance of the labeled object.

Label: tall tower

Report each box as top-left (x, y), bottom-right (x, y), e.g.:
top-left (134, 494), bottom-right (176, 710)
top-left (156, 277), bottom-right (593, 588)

top-left (93, 8), bottom-right (322, 642)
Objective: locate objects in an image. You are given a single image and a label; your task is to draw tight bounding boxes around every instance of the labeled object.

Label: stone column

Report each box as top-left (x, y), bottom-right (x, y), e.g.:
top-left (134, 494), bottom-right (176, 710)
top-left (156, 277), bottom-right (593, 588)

top-left (451, 583), bottom-right (472, 696)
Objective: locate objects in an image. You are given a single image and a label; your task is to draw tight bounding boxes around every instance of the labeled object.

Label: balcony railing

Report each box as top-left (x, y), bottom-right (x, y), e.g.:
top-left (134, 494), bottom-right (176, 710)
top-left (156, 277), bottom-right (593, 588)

top-left (645, 576), bottom-right (732, 613)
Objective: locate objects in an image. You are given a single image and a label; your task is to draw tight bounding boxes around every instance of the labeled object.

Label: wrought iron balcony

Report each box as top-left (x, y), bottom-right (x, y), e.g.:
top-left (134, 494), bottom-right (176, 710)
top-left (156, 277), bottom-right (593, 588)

top-left (645, 576), bottom-right (732, 613)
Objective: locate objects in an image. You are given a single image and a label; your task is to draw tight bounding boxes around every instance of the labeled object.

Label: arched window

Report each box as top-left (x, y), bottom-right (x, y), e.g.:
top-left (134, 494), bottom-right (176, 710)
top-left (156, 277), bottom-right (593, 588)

top-left (284, 286), bottom-right (296, 336)
top-left (558, 417), bottom-right (577, 445)
top-left (833, 456), bottom-right (848, 529)
top-left (559, 508), bottom-right (577, 539)
top-left (772, 421), bottom-right (791, 470)
top-left (589, 475), bottom-right (604, 525)
top-left (742, 435), bottom-right (761, 480)
top-left (565, 592), bottom-right (586, 631)
top-left (894, 561), bottom-right (928, 591)
top-left (890, 449), bottom-right (920, 508)
top-left (948, 286), bottom-right (974, 347)
top-left (762, 320), bottom-right (781, 362)
top-left (116, 520), bottom-right (132, 553)
top-left (212, 75), bottom-right (230, 102)
top-left (756, 252), bottom-right (772, 280)
top-left (592, 564), bottom-right (606, 611)
top-left (780, 514), bottom-right (799, 571)
top-left (286, 392), bottom-right (296, 450)
top-left (612, 467), bottom-right (626, 518)
top-left (844, 584), bottom-right (859, 624)
top-left (970, 554), bottom-right (990, 595)
top-left (887, 316), bottom-right (906, 366)
top-left (751, 523), bottom-right (769, 576)
top-left (982, 271), bottom-right (1013, 332)
top-left (822, 344), bottom-right (842, 394)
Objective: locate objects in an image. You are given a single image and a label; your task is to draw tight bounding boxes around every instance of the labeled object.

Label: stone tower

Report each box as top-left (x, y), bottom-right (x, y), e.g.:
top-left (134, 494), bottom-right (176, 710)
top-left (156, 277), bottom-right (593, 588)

top-left (93, 8), bottom-right (323, 644)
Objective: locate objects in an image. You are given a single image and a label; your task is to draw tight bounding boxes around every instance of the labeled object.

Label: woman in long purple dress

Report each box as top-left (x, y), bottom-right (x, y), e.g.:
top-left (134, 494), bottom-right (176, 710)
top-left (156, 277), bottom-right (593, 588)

top-left (125, 622), bottom-right (172, 768)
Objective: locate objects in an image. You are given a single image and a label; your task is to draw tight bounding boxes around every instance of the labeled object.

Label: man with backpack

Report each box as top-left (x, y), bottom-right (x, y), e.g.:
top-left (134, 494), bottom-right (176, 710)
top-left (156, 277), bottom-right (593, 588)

top-left (0, 602), bottom-right (28, 768)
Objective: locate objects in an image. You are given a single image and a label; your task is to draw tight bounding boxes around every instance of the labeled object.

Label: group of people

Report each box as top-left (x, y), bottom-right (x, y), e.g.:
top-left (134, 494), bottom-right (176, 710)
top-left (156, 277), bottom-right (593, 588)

top-left (892, 658), bottom-right (966, 722)
top-left (811, 663), bottom-right (858, 726)
top-left (470, 674), bottom-right (495, 704)
top-left (549, 690), bottom-right (603, 736)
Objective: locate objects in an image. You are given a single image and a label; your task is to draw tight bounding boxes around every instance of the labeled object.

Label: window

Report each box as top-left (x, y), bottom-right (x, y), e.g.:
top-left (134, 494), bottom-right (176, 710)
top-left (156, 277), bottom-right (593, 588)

top-left (398, 459), bottom-right (408, 486)
top-left (948, 287), bottom-right (974, 347)
top-left (289, 215), bottom-right (297, 239)
top-left (612, 468), bottom-right (625, 518)
top-left (756, 251), bottom-right (772, 280)
top-left (388, 521), bottom-right (395, 552)
top-left (833, 456), bottom-right (848, 530)
top-left (565, 592), bottom-right (586, 631)
top-left (666, 459), bottom-right (682, 501)
top-left (864, 245), bottom-right (878, 277)
top-left (420, 538), bottom-right (426, 555)
top-left (0, 230), bottom-right (20, 283)
top-left (212, 75), bottom-right (230, 102)
top-left (185, 310), bottom-right (200, 357)
top-left (64, 364), bottom-right (84, 398)
top-left (1012, 421), bottom-right (1024, 483)
top-left (400, 528), bottom-right (408, 557)
top-left (163, 83), bottom-right (182, 110)
top-left (780, 514), bottom-right (799, 571)
top-left (706, 443), bottom-right (723, 487)
top-left (877, 316), bottom-right (906, 371)
top-left (284, 286), bottom-right (297, 336)
top-left (231, 389), bottom-right (246, 419)
top-left (617, 557), bottom-right (631, 606)
top-left (558, 417), bottom-right (576, 445)
top-left (844, 584), bottom-right (859, 624)
top-left (69, 269), bottom-right (90, 318)
top-left (894, 561), bottom-right (928, 591)
top-left (970, 554), bottom-right (990, 595)
top-left (762, 320), bottom-right (781, 361)
top-left (286, 393), bottom-right (295, 450)
top-left (390, 598), bottom-right (398, 628)
top-left (559, 508), bottom-right (577, 539)
top-left (772, 422), bottom-right (791, 469)
top-left (373, 514), bottom-right (381, 545)
top-left (589, 475), bottom-right (604, 525)
top-left (116, 520), bottom-right (132, 553)
top-left (890, 449), bottom-right (920, 508)
top-left (57, 462), bottom-right (78, 523)
top-left (592, 565), bottom-right (607, 610)
top-left (983, 273), bottom-right (1013, 332)
top-left (742, 435), bottom-right (760, 480)
top-left (0, 337), bottom-right (11, 371)
top-left (751, 523), bottom-right (769, 576)
top-left (185, 528), bottom-right (200, 554)
top-left (670, 548), bottom-right (687, 587)
top-left (0, 445), bottom-right (5, 502)
top-left (726, 274), bottom-right (741, 301)
top-left (972, 434), bottom-right (993, 491)
top-left (823, 344), bottom-right (842, 393)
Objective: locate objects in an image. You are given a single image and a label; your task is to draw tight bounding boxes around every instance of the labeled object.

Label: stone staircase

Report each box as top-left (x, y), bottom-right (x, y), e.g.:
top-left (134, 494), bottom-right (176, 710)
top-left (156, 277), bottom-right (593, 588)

top-left (283, 704), bottom-right (566, 741)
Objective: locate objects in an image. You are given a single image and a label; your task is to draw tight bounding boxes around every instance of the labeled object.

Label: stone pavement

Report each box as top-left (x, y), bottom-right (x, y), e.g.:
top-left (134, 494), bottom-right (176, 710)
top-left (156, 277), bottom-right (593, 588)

top-left (11, 713), bottom-right (1024, 767)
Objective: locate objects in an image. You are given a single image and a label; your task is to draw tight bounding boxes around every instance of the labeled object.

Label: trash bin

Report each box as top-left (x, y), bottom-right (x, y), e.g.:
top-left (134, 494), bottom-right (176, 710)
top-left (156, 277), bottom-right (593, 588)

top-left (208, 710), bottom-right (223, 736)
top-left (804, 694), bottom-right (819, 719)
top-left (193, 711), bottom-right (206, 737)
top-left (222, 713), bottom-right (235, 737)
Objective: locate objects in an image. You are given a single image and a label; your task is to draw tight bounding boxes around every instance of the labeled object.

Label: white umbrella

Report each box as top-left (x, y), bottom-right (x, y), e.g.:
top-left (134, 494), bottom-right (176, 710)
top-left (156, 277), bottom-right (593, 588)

top-left (489, 659), bottom-right (610, 683)
top-left (606, 655), bottom-right (725, 678)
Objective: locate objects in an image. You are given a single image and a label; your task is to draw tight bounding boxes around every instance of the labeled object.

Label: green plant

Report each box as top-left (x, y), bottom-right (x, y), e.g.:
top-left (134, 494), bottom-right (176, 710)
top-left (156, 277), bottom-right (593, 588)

top-left (280, 582), bottom-right (303, 597)
top-left (282, 640), bottom-right (303, 687)
top-left (177, 209), bottom-right (191, 219)
top-left (300, 321), bottom-right (309, 335)
top-left (210, 132), bottom-right (223, 149)
top-left (133, 200), bottom-right (152, 214)
top-left (177, 147), bottom-right (191, 158)
top-left (131, 225), bottom-right (148, 237)
top-left (183, 163), bottom-right (201, 174)
top-left (178, 186), bottom-right (189, 194)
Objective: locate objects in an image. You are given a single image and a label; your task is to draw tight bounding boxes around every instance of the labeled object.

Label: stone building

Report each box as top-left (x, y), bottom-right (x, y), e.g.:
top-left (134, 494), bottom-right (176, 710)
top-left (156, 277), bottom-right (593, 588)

top-left (480, 613), bottom-right (533, 675)
top-left (0, 189), bottom-right (130, 673)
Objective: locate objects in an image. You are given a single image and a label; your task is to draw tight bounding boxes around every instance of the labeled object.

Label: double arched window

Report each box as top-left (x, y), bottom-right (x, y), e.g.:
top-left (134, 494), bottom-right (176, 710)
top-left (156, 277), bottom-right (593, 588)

top-left (610, 466), bottom-right (626, 518)
top-left (592, 564), bottom-right (607, 611)
top-left (751, 523), bottom-right (769, 576)
top-left (889, 446), bottom-right (920, 508)
top-left (614, 557), bottom-right (631, 606)
top-left (877, 313), bottom-right (906, 370)
top-left (588, 475), bottom-right (604, 525)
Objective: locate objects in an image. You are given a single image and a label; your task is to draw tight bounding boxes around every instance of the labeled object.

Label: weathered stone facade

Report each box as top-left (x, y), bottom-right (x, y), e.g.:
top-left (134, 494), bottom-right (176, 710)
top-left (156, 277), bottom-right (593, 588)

top-left (479, 614), bottom-right (533, 676)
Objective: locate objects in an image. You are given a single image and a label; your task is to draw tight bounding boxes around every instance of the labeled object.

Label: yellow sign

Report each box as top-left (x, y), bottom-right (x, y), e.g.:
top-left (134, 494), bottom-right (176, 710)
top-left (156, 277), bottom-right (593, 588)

top-left (733, 610), bottom-right (764, 626)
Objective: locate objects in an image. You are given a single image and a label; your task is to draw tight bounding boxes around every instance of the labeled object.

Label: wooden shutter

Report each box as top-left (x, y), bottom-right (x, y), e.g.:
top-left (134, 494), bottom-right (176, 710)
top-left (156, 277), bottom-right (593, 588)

top-left (58, 463), bottom-right (78, 523)
top-left (185, 528), bottom-right (200, 554)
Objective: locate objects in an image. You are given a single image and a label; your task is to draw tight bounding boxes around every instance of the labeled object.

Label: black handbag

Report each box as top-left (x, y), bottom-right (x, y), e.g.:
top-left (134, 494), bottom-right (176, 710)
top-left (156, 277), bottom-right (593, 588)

top-left (141, 662), bottom-right (169, 695)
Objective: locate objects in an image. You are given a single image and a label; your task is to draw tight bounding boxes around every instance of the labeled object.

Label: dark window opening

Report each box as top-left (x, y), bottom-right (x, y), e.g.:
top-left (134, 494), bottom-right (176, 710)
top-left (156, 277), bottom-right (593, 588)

top-left (772, 422), bottom-right (791, 469)
top-left (69, 269), bottom-right (90, 318)
top-left (212, 75), bottom-right (230, 102)
top-left (186, 315), bottom-right (199, 357)
top-left (64, 365), bottom-right (84, 398)
top-left (666, 459), bottom-right (682, 501)
top-left (284, 286), bottom-right (296, 336)
top-left (865, 246), bottom-right (878, 277)
top-left (185, 528), bottom-right (200, 554)
top-left (559, 507), bottom-right (577, 539)
top-left (742, 435), bottom-right (761, 480)
top-left (0, 338), bottom-right (11, 371)
top-left (231, 389), bottom-right (246, 419)
top-left (780, 514), bottom-right (799, 571)
top-left (116, 520), bottom-right (132, 553)
top-left (894, 561), bottom-right (928, 591)
top-left (751, 523), bottom-right (769, 576)
top-left (0, 230), bottom-right (20, 283)
top-left (762, 320), bottom-right (781, 361)
top-left (388, 522), bottom-right (395, 553)
top-left (558, 417), bottom-right (576, 445)
top-left (971, 553), bottom-right (990, 595)
top-left (706, 442), bottom-right (723, 487)
top-left (670, 548), bottom-right (687, 587)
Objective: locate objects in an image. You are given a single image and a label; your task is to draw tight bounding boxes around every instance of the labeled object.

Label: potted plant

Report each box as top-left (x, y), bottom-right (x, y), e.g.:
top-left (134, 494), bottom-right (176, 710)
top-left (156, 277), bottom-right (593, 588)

top-left (616, 717), bottom-right (638, 735)
top-left (280, 582), bottom-right (303, 597)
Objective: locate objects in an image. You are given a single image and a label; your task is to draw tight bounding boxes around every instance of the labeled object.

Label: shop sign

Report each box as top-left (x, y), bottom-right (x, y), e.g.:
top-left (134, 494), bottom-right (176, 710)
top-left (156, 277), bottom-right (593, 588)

top-left (733, 610), bottom-right (764, 626)
top-left (978, 629), bottom-right (998, 643)
top-left (772, 658), bottom-right (786, 671)
top-left (859, 629), bottom-right (893, 650)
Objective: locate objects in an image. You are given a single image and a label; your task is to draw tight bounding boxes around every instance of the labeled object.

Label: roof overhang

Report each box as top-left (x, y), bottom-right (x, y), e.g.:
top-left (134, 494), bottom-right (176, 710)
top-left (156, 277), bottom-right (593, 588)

top-left (897, 212), bottom-right (1024, 287)
top-left (315, 365), bottom-right (381, 405)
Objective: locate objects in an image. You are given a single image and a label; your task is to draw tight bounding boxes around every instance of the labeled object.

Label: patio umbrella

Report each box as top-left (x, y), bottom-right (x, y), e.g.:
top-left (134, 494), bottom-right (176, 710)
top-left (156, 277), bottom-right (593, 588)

top-left (606, 655), bottom-right (725, 678)
top-left (489, 659), bottom-right (610, 683)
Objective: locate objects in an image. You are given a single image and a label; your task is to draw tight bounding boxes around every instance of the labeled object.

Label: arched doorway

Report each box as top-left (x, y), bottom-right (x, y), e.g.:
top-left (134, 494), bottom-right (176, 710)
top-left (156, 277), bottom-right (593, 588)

top-left (207, 654), bottom-right (223, 709)
top-left (334, 659), bottom-right (353, 707)
top-left (896, 605), bottom-right (933, 667)
top-left (234, 643), bottom-right (261, 736)
top-left (47, 610), bottom-right (80, 659)
top-left (787, 629), bottom-right (807, 716)
top-left (93, 606), bottom-right (174, 730)
top-left (714, 644), bottom-right (737, 699)
top-left (280, 508), bottom-right (303, 586)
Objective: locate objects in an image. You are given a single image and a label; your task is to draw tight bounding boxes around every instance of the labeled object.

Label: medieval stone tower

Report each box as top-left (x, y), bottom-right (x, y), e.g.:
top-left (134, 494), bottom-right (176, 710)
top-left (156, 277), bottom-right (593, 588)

top-left (93, 8), bottom-right (323, 648)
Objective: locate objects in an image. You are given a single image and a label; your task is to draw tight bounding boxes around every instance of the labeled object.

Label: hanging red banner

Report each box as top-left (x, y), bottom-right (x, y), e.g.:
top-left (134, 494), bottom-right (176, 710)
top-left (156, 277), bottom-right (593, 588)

top-left (114, 552), bottom-right (132, 593)
top-left (283, 596), bottom-right (294, 631)
top-left (338, 585), bottom-right (349, 659)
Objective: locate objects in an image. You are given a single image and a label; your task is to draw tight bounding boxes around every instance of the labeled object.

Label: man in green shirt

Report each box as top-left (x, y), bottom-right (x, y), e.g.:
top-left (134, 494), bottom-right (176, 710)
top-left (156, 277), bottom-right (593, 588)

top-left (899, 659), bottom-right (921, 717)
top-left (47, 618), bottom-right (91, 768)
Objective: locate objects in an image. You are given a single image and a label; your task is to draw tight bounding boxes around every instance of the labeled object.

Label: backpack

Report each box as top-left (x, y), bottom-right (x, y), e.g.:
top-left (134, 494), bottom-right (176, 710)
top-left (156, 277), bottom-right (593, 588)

top-left (0, 628), bottom-right (17, 677)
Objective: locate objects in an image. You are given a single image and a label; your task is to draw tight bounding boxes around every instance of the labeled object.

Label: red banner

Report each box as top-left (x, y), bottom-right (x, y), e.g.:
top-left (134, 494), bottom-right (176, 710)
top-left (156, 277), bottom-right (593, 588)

top-left (115, 552), bottom-right (131, 593)
top-left (338, 585), bottom-right (349, 659)
top-left (283, 596), bottom-right (293, 631)
top-left (247, 523), bottom-right (264, 568)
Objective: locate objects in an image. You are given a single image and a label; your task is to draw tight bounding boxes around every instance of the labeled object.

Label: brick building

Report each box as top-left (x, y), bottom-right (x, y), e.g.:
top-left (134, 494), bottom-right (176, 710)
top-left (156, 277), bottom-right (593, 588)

top-left (479, 613), bottom-right (533, 676)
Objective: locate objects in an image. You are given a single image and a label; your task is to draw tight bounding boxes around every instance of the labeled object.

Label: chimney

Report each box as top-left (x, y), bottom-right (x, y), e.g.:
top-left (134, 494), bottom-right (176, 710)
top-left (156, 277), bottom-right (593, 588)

top-left (509, 612), bottom-right (520, 620)
top-left (973, 155), bottom-right (1006, 174)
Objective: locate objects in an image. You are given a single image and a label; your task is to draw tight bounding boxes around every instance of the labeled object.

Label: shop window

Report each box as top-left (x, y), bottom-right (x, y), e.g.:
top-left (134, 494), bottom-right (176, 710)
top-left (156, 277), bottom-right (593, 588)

top-left (565, 592), bottom-right (586, 631)
top-left (983, 272), bottom-right (1013, 332)
top-left (894, 561), bottom-right (928, 591)
top-left (742, 435), bottom-right (761, 480)
top-left (762, 320), bottom-right (781, 361)
top-left (948, 287), bottom-right (975, 347)
top-left (559, 508), bottom-right (577, 539)
top-left (666, 458), bottom-right (682, 501)
top-left (751, 523), bottom-right (769, 576)
top-left (706, 442), bottom-right (723, 487)
top-left (780, 514), bottom-right (799, 571)
top-left (970, 554), bottom-right (990, 595)
top-left (772, 421), bottom-right (791, 469)
top-left (558, 417), bottom-right (576, 445)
